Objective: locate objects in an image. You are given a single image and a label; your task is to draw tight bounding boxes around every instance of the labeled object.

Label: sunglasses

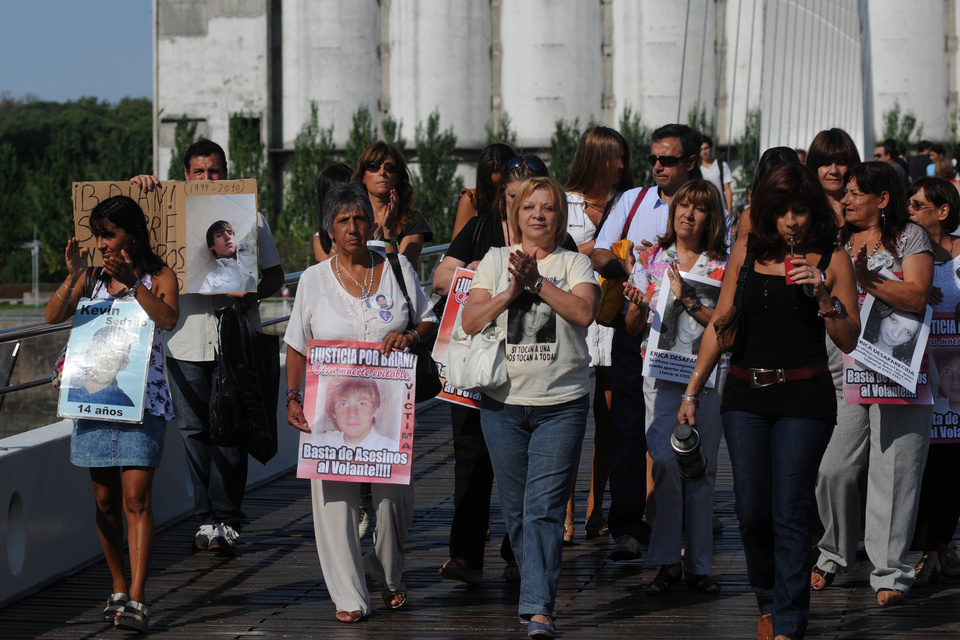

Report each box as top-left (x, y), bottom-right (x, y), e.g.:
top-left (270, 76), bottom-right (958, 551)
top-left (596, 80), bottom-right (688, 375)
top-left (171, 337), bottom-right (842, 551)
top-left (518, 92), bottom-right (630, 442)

top-left (365, 161), bottom-right (399, 174)
top-left (505, 155), bottom-right (548, 173)
top-left (647, 154), bottom-right (692, 168)
top-left (873, 153), bottom-right (884, 159)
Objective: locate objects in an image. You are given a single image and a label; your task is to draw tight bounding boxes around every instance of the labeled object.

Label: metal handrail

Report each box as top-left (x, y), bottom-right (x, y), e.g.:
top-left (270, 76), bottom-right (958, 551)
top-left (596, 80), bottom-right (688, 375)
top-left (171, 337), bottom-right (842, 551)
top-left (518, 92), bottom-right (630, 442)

top-left (0, 243), bottom-right (449, 396)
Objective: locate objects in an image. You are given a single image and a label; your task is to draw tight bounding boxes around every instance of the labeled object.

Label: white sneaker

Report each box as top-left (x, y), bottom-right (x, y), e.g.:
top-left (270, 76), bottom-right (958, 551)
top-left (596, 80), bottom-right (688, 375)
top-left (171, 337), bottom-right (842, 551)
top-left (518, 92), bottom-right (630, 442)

top-left (211, 523), bottom-right (240, 557)
top-left (192, 524), bottom-right (217, 551)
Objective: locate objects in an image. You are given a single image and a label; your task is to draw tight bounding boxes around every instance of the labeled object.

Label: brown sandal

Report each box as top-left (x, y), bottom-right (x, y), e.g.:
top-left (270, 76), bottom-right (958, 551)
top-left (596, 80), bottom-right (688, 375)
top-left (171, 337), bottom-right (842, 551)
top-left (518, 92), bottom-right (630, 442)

top-left (876, 588), bottom-right (904, 606)
top-left (335, 609), bottom-right (363, 623)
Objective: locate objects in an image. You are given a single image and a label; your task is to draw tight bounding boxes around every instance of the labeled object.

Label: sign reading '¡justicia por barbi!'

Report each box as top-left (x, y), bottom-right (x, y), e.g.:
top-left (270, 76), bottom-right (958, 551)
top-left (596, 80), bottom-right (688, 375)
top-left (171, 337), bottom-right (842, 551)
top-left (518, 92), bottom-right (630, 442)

top-left (296, 341), bottom-right (417, 485)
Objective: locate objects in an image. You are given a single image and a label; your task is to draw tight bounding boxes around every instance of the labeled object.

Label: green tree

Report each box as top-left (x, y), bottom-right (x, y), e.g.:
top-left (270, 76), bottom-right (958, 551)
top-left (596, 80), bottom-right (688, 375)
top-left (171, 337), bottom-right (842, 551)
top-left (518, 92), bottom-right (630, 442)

top-left (0, 142), bottom-right (31, 282)
top-left (549, 118), bottom-right (581, 185)
top-left (879, 100), bottom-right (922, 154)
top-left (228, 113), bottom-right (269, 215)
top-left (167, 116), bottom-right (198, 180)
top-left (382, 113), bottom-right (406, 151)
top-left (276, 102), bottom-right (337, 273)
top-left (485, 111), bottom-right (519, 149)
top-left (344, 105), bottom-right (378, 167)
top-left (687, 103), bottom-right (714, 139)
top-left (736, 108), bottom-right (762, 190)
top-left (619, 106), bottom-right (654, 188)
top-left (413, 110), bottom-right (464, 245)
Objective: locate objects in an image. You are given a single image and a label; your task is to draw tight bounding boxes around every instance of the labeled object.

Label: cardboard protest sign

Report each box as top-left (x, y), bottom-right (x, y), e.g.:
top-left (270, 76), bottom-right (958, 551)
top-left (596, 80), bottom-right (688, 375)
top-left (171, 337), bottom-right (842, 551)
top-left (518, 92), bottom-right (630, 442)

top-left (642, 273), bottom-right (721, 386)
top-left (71, 180), bottom-right (258, 293)
top-left (58, 299), bottom-right (154, 423)
top-left (431, 268), bottom-right (480, 408)
top-left (296, 340), bottom-right (416, 485)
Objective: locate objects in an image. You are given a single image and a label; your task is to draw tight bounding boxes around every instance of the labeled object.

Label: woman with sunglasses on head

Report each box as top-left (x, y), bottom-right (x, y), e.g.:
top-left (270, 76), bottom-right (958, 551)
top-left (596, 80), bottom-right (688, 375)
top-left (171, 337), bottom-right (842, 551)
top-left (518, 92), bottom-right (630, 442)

top-left (679, 164), bottom-right (860, 640)
top-left (45, 196), bottom-right (180, 632)
top-left (452, 143), bottom-right (516, 240)
top-left (433, 155), bottom-right (565, 585)
top-left (812, 162), bottom-right (934, 608)
top-left (902, 177), bottom-right (960, 585)
top-left (561, 125), bottom-right (633, 544)
top-left (353, 141), bottom-right (433, 268)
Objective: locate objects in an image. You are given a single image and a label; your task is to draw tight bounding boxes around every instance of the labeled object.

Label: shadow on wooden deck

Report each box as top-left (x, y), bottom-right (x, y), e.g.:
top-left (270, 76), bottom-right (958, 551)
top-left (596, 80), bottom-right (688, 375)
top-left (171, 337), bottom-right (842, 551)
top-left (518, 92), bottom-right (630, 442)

top-left (1, 399), bottom-right (958, 639)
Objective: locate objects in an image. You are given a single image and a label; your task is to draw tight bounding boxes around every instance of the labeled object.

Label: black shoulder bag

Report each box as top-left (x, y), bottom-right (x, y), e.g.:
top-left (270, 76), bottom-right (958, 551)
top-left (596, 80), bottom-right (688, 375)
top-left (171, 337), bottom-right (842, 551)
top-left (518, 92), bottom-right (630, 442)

top-left (386, 252), bottom-right (442, 402)
top-left (713, 238), bottom-right (757, 353)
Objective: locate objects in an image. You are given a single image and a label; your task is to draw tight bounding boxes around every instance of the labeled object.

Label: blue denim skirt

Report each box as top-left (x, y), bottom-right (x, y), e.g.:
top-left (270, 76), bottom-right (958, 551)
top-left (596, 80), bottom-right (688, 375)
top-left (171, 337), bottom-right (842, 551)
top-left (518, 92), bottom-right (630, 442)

top-left (70, 413), bottom-right (167, 468)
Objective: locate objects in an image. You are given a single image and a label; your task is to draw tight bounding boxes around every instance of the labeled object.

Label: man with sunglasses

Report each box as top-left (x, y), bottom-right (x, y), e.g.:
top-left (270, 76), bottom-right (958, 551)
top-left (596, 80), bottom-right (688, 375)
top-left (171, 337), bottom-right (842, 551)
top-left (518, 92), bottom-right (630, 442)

top-left (130, 139), bottom-right (284, 556)
top-left (590, 123), bottom-right (703, 562)
top-left (874, 141), bottom-right (910, 190)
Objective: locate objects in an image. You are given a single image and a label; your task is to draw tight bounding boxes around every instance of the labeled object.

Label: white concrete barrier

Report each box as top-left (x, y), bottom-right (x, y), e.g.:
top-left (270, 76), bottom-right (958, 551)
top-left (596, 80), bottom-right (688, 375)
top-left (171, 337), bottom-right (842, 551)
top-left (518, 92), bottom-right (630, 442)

top-left (0, 367), bottom-right (297, 607)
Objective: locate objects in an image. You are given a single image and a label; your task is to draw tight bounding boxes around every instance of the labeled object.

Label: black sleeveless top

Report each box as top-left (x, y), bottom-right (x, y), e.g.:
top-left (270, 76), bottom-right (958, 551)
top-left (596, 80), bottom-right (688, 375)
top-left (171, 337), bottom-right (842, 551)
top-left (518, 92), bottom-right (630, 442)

top-left (720, 250), bottom-right (838, 424)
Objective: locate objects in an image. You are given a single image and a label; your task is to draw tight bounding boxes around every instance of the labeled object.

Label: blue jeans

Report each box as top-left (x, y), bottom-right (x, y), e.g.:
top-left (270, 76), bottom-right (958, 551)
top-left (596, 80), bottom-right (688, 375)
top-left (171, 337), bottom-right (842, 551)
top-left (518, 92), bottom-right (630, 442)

top-left (480, 394), bottom-right (588, 619)
top-left (722, 411), bottom-right (833, 640)
top-left (607, 327), bottom-right (647, 539)
top-left (168, 357), bottom-right (247, 529)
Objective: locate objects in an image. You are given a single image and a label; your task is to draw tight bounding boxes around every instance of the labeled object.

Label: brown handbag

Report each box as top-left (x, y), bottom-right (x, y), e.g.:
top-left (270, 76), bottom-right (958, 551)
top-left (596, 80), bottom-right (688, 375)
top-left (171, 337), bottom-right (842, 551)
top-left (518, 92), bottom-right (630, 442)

top-left (713, 242), bottom-right (756, 353)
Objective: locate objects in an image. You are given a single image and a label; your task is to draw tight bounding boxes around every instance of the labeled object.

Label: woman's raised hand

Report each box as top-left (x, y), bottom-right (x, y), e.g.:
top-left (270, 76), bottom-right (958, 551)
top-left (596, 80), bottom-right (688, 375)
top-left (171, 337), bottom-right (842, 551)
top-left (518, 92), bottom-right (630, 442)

top-left (666, 262), bottom-right (687, 301)
top-left (65, 238), bottom-right (89, 281)
top-left (623, 282), bottom-right (649, 308)
top-left (508, 250), bottom-right (541, 290)
top-left (789, 255), bottom-right (828, 300)
top-left (102, 249), bottom-right (138, 288)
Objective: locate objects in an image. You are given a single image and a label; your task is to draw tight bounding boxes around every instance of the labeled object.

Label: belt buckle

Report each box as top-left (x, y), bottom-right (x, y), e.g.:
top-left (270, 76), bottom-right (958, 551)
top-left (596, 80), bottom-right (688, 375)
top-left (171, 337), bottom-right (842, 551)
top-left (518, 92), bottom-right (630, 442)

top-left (748, 367), bottom-right (785, 389)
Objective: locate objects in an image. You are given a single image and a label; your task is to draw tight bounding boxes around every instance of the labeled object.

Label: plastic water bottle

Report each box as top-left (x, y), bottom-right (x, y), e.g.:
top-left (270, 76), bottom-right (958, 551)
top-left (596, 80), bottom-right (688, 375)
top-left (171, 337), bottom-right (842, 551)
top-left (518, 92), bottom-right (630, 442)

top-left (671, 423), bottom-right (707, 481)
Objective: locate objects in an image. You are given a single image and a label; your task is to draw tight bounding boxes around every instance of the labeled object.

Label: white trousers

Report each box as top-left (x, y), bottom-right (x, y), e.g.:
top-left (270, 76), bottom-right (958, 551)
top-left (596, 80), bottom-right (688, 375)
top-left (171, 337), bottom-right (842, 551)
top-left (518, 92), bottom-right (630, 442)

top-left (310, 479), bottom-right (414, 615)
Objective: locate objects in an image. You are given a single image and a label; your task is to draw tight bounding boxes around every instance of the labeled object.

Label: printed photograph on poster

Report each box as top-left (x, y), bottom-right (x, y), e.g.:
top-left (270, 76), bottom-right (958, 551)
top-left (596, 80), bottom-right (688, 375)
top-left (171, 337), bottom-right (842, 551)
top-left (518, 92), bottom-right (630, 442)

top-left (504, 290), bottom-right (559, 365)
top-left (58, 300), bottom-right (154, 423)
top-left (296, 340), bottom-right (416, 485)
top-left (851, 293), bottom-right (931, 392)
top-left (643, 273), bottom-right (720, 386)
top-left (184, 194), bottom-right (259, 294)
top-left (431, 267), bottom-right (481, 408)
top-left (927, 309), bottom-right (960, 442)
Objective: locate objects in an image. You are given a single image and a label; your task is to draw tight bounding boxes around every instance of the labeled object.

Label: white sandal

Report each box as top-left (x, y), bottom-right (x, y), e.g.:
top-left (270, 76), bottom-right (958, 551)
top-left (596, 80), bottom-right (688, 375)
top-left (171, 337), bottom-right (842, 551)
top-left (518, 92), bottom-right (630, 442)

top-left (115, 600), bottom-right (149, 632)
top-left (102, 592), bottom-right (128, 622)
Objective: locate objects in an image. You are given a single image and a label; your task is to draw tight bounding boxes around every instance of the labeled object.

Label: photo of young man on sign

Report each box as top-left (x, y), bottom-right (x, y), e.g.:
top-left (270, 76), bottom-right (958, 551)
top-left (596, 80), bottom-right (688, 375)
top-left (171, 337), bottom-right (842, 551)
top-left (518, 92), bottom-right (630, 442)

top-left (185, 194), bottom-right (259, 294)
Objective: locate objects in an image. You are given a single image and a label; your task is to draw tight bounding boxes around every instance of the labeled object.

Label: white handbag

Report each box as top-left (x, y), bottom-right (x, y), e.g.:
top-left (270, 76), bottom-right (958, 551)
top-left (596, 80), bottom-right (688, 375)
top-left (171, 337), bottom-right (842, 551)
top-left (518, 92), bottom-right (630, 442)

top-left (446, 324), bottom-right (508, 392)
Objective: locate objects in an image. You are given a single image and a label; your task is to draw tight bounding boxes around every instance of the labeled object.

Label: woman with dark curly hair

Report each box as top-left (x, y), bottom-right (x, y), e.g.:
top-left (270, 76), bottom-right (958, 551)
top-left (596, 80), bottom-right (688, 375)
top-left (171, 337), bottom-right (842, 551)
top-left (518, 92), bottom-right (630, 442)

top-left (812, 162), bottom-right (935, 608)
top-left (352, 141), bottom-right (433, 267)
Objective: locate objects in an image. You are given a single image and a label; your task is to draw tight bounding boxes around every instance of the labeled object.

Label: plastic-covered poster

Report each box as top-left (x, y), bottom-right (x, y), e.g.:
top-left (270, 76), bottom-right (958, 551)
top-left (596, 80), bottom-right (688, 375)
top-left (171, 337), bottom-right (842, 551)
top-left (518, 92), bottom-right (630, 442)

top-left (58, 299), bottom-right (154, 423)
top-left (928, 311), bottom-right (960, 442)
top-left (296, 340), bottom-right (416, 485)
top-left (431, 267), bottom-right (480, 408)
top-left (642, 272), bottom-right (721, 387)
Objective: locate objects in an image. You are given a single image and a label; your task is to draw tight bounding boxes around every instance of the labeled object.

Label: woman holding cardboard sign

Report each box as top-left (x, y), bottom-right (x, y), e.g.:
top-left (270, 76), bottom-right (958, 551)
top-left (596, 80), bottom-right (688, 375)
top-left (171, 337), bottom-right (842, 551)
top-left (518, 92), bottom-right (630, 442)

top-left (45, 195), bottom-right (180, 633)
top-left (284, 183), bottom-right (436, 623)
top-left (461, 177), bottom-right (599, 639)
top-left (677, 164), bottom-right (860, 640)
top-left (812, 162), bottom-right (934, 608)
top-left (621, 179), bottom-right (727, 596)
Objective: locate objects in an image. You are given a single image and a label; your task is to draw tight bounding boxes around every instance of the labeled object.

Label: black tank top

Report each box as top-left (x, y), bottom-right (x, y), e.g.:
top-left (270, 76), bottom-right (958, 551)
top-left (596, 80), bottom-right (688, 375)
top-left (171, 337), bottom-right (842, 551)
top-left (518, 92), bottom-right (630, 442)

top-left (720, 251), bottom-right (838, 424)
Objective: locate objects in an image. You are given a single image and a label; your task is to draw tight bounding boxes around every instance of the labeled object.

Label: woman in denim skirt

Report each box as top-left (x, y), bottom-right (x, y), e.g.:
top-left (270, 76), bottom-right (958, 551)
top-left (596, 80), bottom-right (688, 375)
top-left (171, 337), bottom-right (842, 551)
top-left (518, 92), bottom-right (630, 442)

top-left (461, 177), bottom-right (600, 639)
top-left (45, 195), bottom-right (179, 633)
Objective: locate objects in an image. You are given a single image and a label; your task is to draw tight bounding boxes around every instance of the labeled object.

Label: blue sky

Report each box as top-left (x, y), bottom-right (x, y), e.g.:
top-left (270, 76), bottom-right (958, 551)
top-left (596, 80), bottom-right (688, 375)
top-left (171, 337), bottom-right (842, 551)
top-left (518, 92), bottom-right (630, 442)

top-left (0, 0), bottom-right (153, 103)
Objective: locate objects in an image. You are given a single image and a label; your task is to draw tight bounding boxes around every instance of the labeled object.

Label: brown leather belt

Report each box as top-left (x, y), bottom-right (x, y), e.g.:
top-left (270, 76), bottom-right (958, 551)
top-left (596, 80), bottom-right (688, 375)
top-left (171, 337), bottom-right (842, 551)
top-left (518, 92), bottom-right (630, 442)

top-left (729, 362), bottom-right (830, 389)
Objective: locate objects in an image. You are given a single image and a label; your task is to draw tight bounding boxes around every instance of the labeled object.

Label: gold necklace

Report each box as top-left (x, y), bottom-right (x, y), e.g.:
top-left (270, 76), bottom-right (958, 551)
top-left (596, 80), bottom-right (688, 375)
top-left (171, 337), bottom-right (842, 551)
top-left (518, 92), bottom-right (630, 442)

top-left (845, 230), bottom-right (882, 257)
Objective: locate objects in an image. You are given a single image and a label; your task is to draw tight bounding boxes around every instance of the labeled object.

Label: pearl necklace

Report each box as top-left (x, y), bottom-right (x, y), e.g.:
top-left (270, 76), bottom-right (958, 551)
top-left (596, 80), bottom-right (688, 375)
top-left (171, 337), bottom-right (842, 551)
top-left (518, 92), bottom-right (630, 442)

top-left (334, 254), bottom-right (374, 307)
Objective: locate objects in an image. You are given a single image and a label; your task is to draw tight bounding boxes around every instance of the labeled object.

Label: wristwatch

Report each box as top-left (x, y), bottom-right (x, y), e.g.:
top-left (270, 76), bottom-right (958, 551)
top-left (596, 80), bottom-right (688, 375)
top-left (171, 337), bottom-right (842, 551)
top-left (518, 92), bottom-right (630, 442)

top-left (684, 297), bottom-right (702, 314)
top-left (128, 277), bottom-right (143, 298)
top-left (530, 276), bottom-right (544, 294)
top-left (818, 297), bottom-right (841, 318)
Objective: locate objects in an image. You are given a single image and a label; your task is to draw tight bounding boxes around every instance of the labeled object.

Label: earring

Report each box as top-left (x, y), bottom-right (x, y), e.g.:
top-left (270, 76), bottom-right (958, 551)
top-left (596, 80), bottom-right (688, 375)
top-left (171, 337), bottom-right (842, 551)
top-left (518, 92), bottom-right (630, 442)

top-left (880, 209), bottom-right (886, 226)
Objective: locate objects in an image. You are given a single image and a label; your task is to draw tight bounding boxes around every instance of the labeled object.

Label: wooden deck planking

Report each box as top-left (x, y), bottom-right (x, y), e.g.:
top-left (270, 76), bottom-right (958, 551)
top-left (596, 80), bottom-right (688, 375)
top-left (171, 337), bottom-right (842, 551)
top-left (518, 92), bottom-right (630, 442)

top-left (1, 397), bottom-right (958, 639)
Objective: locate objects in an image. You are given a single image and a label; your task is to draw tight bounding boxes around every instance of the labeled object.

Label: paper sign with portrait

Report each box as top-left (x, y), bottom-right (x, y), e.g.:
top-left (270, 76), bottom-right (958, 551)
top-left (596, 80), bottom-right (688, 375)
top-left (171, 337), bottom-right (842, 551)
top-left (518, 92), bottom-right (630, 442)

top-left (642, 273), bottom-right (721, 386)
top-left (927, 311), bottom-right (960, 442)
top-left (431, 268), bottom-right (480, 408)
top-left (58, 299), bottom-right (155, 424)
top-left (847, 272), bottom-right (931, 393)
top-left (296, 340), bottom-right (416, 485)
top-left (71, 179), bottom-right (258, 294)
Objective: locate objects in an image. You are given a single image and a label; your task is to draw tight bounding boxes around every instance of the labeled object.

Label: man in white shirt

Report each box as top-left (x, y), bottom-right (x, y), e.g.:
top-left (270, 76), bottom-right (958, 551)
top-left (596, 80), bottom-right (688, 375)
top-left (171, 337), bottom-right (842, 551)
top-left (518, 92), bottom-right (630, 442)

top-left (700, 135), bottom-right (733, 212)
top-left (131, 139), bottom-right (284, 556)
top-left (591, 123), bottom-right (702, 561)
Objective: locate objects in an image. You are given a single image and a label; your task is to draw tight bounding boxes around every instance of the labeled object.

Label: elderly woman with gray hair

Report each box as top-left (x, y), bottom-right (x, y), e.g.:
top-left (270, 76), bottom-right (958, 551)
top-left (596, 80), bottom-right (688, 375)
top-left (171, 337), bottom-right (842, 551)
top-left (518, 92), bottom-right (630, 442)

top-left (284, 182), bottom-right (437, 623)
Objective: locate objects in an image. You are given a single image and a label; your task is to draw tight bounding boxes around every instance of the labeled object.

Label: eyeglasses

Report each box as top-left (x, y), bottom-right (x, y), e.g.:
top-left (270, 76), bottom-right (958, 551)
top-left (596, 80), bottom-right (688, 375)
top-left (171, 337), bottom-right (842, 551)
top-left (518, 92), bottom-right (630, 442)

top-left (505, 155), bottom-right (548, 173)
top-left (873, 153), bottom-right (883, 159)
top-left (364, 161), bottom-right (399, 174)
top-left (908, 199), bottom-right (934, 212)
top-left (647, 154), bottom-right (691, 168)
